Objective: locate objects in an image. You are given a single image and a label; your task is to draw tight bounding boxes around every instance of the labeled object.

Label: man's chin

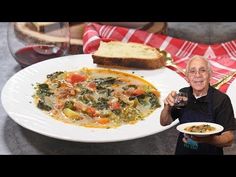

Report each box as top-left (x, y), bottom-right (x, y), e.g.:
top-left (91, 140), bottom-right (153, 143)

top-left (192, 85), bottom-right (206, 91)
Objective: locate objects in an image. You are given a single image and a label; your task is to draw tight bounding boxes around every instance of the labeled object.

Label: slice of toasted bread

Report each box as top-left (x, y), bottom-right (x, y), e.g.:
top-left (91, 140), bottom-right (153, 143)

top-left (92, 41), bottom-right (165, 69)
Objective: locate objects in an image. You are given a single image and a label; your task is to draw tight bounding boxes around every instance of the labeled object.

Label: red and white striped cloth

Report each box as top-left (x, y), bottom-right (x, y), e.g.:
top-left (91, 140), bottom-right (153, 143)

top-left (83, 22), bottom-right (236, 93)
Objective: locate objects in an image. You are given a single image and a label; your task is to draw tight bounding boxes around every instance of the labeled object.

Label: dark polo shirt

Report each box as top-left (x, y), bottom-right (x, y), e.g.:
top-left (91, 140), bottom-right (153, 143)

top-left (171, 86), bottom-right (236, 132)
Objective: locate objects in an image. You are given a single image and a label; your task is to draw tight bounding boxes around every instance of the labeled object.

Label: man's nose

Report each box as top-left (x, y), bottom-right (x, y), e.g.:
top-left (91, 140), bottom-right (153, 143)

top-left (195, 71), bottom-right (202, 76)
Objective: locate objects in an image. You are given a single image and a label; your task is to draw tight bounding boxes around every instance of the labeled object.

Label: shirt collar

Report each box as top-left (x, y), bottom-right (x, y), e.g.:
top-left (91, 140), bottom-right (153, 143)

top-left (189, 85), bottom-right (213, 103)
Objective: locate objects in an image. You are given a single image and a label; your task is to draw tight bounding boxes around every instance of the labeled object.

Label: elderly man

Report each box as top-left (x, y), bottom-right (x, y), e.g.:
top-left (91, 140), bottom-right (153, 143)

top-left (160, 55), bottom-right (236, 155)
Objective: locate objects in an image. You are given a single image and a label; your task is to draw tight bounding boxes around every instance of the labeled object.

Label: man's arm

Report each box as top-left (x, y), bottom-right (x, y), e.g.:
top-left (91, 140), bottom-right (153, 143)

top-left (192, 130), bottom-right (234, 147)
top-left (160, 104), bottom-right (173, 126)
top-left (160, 91), bottom-right (177, 126)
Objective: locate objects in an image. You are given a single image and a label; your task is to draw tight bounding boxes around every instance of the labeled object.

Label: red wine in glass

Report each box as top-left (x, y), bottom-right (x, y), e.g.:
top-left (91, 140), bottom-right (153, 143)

top-left (174, 92), bottom-right (188, 109)
top-left (8, 22), bottom-right (70, 68)
top-left (14, 45), bottom-right (64, 68)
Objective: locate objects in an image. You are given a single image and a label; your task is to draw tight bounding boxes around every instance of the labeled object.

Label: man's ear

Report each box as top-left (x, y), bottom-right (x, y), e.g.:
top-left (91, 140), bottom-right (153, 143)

top-left (208, 72), bottom-right (211, 82)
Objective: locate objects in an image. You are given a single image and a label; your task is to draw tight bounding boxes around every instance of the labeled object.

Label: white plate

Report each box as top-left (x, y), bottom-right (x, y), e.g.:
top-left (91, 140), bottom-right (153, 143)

top-left (226, 79), bottom-right (236, 118)
top-left (1, 54), bottom-right (188, 142)
top-left (176, 122), bottom-right (224, 137)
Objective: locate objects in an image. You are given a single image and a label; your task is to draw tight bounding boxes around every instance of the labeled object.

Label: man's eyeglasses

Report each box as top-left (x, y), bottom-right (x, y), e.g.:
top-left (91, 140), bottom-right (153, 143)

top-left (188, 68), bottom-right (208, 75)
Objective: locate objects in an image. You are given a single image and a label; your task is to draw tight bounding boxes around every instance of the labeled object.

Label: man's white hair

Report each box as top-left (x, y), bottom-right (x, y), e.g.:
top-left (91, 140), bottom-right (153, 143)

top-left (185, 55), bottom-right (212, 75)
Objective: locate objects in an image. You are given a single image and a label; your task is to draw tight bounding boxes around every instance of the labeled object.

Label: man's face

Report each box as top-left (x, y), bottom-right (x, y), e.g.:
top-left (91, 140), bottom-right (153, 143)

top-left (186, 58), bottom-right (211, 92)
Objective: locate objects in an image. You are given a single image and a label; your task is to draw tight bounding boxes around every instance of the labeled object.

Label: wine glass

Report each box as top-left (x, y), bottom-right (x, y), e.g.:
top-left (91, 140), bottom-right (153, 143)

top-left (174, 92), bottom-right (188, 109)
top-left (7, 22), bottom-right (70, 68)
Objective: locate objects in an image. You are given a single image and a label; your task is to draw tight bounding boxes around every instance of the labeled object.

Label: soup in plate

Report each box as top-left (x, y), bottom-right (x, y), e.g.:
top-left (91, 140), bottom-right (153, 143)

top-left (184, 124), bottom-right (216, 133)
top-left (33, 68), bottom-right (161, 128)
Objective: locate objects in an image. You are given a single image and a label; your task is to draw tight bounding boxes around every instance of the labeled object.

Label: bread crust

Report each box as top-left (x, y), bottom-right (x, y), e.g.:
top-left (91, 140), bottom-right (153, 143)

top-left (92, 55), bottom-right (166, 69)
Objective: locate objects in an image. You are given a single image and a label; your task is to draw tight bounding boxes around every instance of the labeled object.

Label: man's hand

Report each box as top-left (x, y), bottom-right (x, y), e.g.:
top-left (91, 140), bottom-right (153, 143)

top-left (183, 133), bottom-right (215, 144)
top-left (164, 91), bottom-right (177, 107)
top-left (182, 133), bottom-right (212, 143)
top-left (190, 135), bottom-right (215, 144)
